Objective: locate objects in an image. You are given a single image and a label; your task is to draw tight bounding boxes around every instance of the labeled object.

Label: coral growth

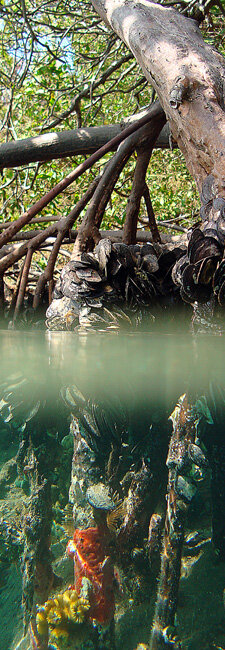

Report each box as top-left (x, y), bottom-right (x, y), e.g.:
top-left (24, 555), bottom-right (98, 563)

top-left (31, 524), bottom-right (115, 650)
top-left (67, 526), bottom-right (115, 624)
top-left (36, 588), bottom-right (90, 646)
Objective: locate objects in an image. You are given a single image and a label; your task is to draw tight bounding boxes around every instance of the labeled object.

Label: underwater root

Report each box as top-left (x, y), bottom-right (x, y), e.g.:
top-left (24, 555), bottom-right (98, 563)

top-left (150, 394), bottom-right (199, 649)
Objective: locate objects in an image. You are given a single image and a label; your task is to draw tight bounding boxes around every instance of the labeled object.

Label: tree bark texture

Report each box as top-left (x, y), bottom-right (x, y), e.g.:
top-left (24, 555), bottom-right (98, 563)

top-left (91, 0), bottom-right (225, 198)
top-left (0, 119), bottom-right (173, 170)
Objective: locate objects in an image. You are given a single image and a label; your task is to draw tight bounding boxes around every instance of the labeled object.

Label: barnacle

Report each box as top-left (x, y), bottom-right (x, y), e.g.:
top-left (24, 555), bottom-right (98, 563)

top-left (36, 588), bottom-right (90, 641)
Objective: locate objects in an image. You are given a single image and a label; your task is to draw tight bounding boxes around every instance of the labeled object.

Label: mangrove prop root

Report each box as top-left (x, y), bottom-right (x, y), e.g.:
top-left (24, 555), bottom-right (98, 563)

top-left (1, 175), bottom-right (99, 317)
top-left (13, 248), bottom-right (33, 322)
top-left (122, 123), bottom-right (164, 245)
top-left (73, 142), bottom-right (132, 255)
top-left (0, 102), bottom-right (164, 251)
top-left (123, 146), bottom-right (152, 245)
top-left (73, 104), bottom-right (165, 255)
top-left (143, 181), bottom-right (161, 244)
top-left (118, 460), bottom-right (158, 546)
top-left (19, 438), bottom-right (53, 633)
top-left (207, 441), bottom-right (225, 559)
top-left (0, 274), bottom-right (4, 309)
top-left (0, 105), bottom-right (166, 314)
top-left (150, 394), bottom-right (196, 650)
top-left (32, 175), bottom-right (100, 310)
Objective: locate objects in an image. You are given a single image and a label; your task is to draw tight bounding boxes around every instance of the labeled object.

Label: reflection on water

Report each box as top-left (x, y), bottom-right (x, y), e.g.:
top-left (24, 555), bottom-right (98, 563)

top-left (0, 329), bottom-right (225, 650)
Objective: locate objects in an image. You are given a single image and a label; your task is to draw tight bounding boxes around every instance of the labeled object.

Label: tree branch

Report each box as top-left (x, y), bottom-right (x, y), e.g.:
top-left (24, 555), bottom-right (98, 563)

top-left (91, 0), bottom-right (225, 197)
top-left (0, 121), bottom-right (173, 170)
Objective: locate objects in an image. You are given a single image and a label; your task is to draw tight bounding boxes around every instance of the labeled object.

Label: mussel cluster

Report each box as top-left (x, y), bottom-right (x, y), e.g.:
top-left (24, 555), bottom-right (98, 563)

top-left (172, 227), bottom-right (223, 303)
top-left (61, 383), bottom-right (160, 465)
top-left (46, 239), bottom-right (185, 330)
top-left (173, 192), bottom-right (225, 306)
top-left (61, 384), bottom-right (128, 458)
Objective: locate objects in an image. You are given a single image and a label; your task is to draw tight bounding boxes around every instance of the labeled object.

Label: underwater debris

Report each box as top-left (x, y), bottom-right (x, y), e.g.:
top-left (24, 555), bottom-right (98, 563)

top-left (67, 526), bottom-right (115, 624)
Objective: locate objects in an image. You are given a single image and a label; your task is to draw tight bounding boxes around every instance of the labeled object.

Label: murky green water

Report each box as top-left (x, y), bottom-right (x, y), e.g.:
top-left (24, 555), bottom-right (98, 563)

top-left (0, 329), bottom-right (225, 650)
top-left (1, 328), bottom-right (225, 397)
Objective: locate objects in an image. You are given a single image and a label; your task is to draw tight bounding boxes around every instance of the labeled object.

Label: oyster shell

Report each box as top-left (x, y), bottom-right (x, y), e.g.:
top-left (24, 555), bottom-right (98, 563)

top-left (86, 483), bottom-right (115, 511)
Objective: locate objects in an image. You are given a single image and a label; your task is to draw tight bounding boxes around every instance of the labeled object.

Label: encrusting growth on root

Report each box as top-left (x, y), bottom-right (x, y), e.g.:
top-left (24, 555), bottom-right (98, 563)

top-left (150, 395), bottom-right (198, 650)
